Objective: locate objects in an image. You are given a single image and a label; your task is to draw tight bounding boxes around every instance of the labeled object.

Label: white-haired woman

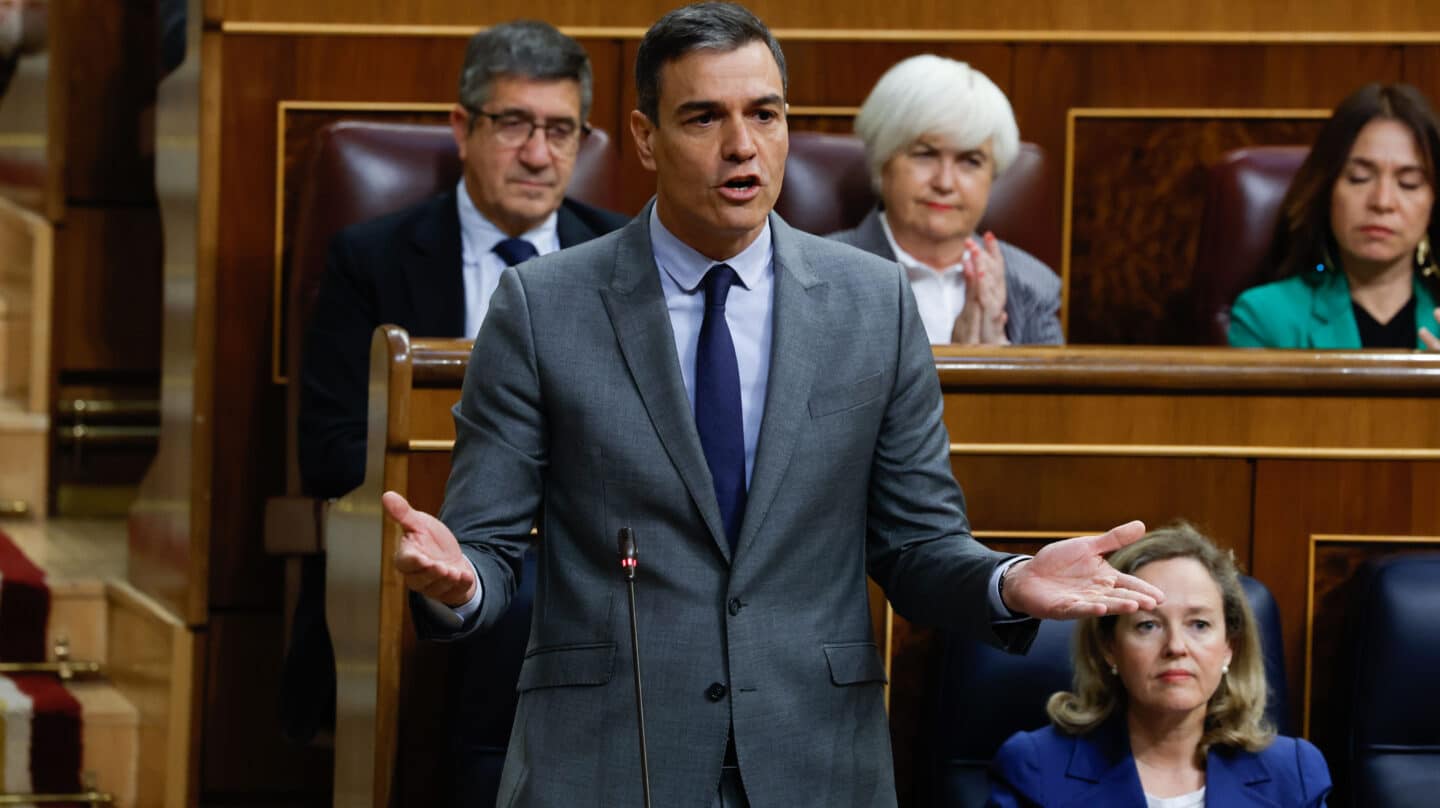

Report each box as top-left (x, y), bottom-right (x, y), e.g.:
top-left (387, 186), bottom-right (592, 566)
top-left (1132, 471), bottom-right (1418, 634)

top-left (830, 55), bottom-right (1062, 345)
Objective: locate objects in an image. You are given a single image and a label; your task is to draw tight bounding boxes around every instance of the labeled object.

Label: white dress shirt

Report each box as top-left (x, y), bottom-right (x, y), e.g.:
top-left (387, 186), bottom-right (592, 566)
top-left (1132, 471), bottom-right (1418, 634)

top-left (879, 212), bottom-right (969, 345)
top-left (456, 178), bottom-right (561, 339)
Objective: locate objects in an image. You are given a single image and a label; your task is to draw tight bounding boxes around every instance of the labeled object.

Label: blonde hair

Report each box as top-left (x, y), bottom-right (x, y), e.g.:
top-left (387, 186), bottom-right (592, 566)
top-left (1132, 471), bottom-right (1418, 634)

top-left (1046, 523), bottom-right (1275, 762)
top-left (853, 54), bottom-right (1021, 193)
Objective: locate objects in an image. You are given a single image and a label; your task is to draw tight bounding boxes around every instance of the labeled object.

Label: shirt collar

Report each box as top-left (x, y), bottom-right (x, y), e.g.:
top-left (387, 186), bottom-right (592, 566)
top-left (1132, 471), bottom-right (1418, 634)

top-left (878, 210), bottom-right (966, 281)
top-left (649, 201), bottom-right (772, 293)
top-left (456, 177), bottom-right (559, 261)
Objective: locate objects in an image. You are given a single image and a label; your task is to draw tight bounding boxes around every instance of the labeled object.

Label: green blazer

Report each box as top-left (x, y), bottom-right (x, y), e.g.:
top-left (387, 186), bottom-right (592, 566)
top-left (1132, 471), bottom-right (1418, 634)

top-left (1229, 270), bottom-right (1440, 349)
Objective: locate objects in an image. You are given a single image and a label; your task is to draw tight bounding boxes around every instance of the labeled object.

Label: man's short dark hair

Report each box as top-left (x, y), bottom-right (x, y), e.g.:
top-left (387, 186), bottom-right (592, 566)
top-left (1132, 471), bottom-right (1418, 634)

top-left (635, 2), bottom-right (788, 123)
top-left (459, 20), bottom-right (594, 122)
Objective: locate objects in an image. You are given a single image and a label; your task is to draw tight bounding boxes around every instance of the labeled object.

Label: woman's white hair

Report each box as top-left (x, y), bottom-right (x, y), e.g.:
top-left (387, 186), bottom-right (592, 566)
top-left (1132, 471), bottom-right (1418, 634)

top-left (854, 55), bottom-right (1021, 193)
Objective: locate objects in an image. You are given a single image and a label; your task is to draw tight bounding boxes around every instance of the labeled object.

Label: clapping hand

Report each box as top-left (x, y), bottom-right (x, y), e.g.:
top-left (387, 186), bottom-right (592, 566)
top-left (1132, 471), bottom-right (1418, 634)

top-left (384, 490), bottom-right (477, 607)
top-left (950, 232), bottom-right (1009, 345)
top-left (999, 521), bottom-right (1165, 619)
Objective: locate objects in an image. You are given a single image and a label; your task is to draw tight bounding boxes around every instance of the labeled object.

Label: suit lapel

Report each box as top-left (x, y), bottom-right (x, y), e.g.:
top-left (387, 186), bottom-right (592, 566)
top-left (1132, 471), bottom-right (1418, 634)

top-left (856, 207), bottom-right (896, 260)
top-left (1205, 746), bottom-right (1280, 808)
top-left (736, 214), bottom-right (827, 557)
top-left (556, 200), bottom-right (596, 248)
top-left (1057, 720), bottom-right (1146, 808)
top-left (405, 190), bottom-right (467, 336)
top-left (599, 210), bottom-right (731, 556)
top-left (1307, 270), bottom-right (1360, 348)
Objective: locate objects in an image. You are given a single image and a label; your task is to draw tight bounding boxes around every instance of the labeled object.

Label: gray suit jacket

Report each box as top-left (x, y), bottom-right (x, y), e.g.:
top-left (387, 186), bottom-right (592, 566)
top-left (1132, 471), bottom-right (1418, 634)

top-left (829, 207), bottom-right (1064, 345)
top-left (432, 206), bottom-right (1037, 807)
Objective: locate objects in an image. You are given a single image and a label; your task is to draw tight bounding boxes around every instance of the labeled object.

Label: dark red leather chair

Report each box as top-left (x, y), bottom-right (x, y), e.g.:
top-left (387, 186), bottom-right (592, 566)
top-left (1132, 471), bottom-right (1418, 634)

top-left (774, 130), bottom-right (1054, 265)
top-left (1189, 146), bottom-right (1309, 344)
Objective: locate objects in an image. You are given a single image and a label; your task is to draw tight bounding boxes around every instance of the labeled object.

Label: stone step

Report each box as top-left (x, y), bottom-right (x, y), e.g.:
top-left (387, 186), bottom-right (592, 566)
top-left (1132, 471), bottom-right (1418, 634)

top-left (67, 678), bottom-right (139, 807)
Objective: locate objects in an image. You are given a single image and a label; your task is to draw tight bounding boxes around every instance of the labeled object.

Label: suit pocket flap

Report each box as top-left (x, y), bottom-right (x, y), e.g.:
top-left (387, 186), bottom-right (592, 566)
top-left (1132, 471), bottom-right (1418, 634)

top-left (808, 372), bottom-right (883, 418)
top-left (824, 642), bottom-right (888, 686)
top-left (517, 642), bottom-right (616, 691)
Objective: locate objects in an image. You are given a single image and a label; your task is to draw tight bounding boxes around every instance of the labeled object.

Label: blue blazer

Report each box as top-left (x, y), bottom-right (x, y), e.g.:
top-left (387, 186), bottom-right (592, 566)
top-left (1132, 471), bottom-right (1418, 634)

top-left (989, 721), bottom-right (1331, 808)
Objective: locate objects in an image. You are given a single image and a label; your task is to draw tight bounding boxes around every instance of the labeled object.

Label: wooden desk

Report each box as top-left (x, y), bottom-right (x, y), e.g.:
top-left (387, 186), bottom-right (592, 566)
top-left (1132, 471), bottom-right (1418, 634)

top-left (330, 335), bottom-right (1440, 805)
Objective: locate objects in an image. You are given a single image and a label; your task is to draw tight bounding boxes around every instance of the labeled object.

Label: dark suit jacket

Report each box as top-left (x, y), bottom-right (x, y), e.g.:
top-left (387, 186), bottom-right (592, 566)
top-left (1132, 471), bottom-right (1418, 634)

top-left (990, 720), bottom-right (1332, 808)
top-left (829, 207), bottom-right (1064, 345)
top-left (424, 207), bottom-right (1038, 807)
top-left (299, 188), bottom-right (628, 499)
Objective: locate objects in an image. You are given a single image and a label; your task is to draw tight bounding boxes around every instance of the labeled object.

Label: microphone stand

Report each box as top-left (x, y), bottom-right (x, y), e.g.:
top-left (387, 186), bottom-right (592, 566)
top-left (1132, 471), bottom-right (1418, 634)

top-left (618, 527), bottom-right (653, 808)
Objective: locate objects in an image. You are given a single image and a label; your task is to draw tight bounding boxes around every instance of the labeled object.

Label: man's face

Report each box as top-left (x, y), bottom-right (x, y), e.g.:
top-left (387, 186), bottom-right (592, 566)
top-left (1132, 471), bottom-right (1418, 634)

top-left (450, 76), bottom-right (583, 237)
top-left (630, 41), bottom-right (788, 260)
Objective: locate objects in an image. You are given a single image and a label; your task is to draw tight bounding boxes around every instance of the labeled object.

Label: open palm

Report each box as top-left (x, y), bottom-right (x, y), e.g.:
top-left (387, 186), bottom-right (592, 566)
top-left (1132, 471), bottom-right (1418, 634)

top-left (1003, 521), bottom-right (1163, 619)
top-left (384, 490), bottom-right (476, 607)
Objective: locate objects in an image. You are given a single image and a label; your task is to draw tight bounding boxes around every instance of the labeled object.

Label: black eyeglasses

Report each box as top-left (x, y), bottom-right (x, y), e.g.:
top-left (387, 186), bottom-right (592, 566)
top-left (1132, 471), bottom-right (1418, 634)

top-left (467, 107), bottom-right (588, 153)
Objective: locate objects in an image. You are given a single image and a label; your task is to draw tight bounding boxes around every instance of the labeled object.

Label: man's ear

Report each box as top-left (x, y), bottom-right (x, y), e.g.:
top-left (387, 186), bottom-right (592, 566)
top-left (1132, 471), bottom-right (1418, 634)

top-left (449, 104), bottom-right (471, 162)
top-left (630, 109), bottom-right (657, 172)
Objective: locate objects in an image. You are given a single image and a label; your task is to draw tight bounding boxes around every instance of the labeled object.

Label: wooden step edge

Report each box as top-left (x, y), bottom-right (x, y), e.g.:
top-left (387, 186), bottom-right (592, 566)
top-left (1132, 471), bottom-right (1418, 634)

top-left (68, 678), bottom-right (139, 808)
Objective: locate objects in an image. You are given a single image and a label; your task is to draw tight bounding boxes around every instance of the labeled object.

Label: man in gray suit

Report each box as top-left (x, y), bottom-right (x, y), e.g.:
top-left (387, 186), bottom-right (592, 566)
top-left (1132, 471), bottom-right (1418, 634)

top-left (384, 4), bottom-right (1160, 806)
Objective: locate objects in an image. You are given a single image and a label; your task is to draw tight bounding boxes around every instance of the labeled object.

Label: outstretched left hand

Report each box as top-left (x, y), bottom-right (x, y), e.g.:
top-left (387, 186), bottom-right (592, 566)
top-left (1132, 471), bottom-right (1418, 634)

top-left (1000, 521), bottom-right (1164, 619)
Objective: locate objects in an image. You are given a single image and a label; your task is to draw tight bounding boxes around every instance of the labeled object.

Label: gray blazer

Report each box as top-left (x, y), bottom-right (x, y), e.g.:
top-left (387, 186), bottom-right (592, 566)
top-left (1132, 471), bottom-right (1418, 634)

top-left (829, 207), bottom-right (1064, 345)
top-left (430, 206), bottom-right (1037, 807)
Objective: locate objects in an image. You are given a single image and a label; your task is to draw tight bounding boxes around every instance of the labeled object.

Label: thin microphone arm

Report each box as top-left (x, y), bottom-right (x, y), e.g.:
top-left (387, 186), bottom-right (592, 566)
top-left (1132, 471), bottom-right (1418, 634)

top-left (618, 527), bottom-right (652, 808)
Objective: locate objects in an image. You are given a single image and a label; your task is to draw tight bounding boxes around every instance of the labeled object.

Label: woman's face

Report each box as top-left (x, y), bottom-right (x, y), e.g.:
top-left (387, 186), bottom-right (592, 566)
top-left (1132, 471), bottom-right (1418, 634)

top-left (1106, 557), bottom-right (1233, 723)
top-left (1330, 118), bottom-right (1435, 274)
top-left (879, 133), bottom-right (994, 257)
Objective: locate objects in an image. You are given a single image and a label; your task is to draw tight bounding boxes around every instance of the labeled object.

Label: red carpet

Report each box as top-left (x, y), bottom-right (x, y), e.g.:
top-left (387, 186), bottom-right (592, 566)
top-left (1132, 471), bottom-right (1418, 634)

top-left (0, 529), bottom-right (83, 793)
top-left (0, 527), bottom-right (50, 662)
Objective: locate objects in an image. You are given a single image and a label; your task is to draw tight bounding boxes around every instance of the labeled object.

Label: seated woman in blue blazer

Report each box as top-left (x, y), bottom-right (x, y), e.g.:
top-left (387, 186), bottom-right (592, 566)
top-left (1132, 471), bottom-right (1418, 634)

top-left (1230, 83), bottom-right (1440, 349)
top-left (989, 525), bottom-right (1331, 807)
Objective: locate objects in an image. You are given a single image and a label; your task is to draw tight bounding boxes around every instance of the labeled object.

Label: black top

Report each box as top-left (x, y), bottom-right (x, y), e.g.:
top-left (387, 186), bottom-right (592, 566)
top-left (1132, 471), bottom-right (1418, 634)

top-left (1353, 295), bottom-right (1417, 349)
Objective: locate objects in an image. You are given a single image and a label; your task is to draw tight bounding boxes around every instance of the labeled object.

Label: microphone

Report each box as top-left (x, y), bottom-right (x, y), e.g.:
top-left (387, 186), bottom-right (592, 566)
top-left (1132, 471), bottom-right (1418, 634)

top-left (618, 527), bottom-right (652, 808)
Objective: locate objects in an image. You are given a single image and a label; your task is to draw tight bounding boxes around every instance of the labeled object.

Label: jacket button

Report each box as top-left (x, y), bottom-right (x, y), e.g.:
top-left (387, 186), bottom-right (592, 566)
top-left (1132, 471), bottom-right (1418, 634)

top-left (728, 597), bottom-right (743, 616)
top-left (706, 683), bottom-right (728, 702)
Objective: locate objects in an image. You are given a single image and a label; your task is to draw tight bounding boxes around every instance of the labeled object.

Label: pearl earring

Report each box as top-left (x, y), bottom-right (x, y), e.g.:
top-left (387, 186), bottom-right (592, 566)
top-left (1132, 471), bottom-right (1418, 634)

top-left (1109, 664), bottom-right (1118, 676)
top-left (1221, 664), bottom-right (1229, 675)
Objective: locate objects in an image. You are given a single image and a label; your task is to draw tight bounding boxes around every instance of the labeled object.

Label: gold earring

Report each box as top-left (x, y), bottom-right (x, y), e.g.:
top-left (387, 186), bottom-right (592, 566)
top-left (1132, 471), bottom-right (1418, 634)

top-left (1419, 235), bottom-right (1438, 279)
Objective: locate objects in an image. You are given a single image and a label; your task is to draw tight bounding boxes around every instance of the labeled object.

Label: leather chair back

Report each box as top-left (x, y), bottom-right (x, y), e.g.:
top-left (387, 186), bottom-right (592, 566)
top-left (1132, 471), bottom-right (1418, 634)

top-left (282, 120), bottom-right (616, 490)
top-left (774, 131), bottom-right (1054, 265)
top-left (1190, 146), bottom-right (1309, 344)
top-left (1344, 554), bottom-right (1440, 807)
top-left (931, 574), bottom-right (1288, 807)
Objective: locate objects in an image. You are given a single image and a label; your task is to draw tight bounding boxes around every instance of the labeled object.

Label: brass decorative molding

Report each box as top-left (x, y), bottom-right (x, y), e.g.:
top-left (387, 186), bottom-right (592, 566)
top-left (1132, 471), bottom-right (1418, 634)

top-left (219, 22), bottom-right (1440, 45)
top-left (950, 443), bottom-right (1440, 460)
top-left (1060, 106), bottom-right (1331, 339)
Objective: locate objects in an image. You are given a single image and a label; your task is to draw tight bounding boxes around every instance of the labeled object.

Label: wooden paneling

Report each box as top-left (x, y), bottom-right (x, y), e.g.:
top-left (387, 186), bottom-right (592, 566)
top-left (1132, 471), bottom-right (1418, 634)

top-left (1250, 461), bottom-right (1440, 757)
top-left (1066, 115), bottom-right (1326, 344)
top-left (214, 0), bottom-right (1440, 34)
top-left (52, 0), bottom-right (159, 204)
top-left (50, 206), bottom-right (163, 373)
top-left (953, 456), bottom-right (1253, 563)
top-left (201, 610), bottom-right (332, 799)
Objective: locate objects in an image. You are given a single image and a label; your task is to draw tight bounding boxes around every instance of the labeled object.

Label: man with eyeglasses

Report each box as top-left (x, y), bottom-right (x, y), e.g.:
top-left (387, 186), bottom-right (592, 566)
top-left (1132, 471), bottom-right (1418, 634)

top-left (288, 19), bottom-right (627, 807)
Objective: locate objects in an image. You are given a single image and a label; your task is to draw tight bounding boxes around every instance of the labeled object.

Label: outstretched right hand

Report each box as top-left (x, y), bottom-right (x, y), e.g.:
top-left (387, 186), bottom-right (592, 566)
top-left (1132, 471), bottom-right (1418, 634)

top-left (384, 490), bottom-right (477, 607)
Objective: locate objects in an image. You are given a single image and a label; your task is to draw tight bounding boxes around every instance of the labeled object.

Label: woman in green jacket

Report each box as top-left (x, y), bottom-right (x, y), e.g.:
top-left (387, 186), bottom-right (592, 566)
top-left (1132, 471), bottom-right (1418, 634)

top-left (1230, 83), bottom-right (1440, 349)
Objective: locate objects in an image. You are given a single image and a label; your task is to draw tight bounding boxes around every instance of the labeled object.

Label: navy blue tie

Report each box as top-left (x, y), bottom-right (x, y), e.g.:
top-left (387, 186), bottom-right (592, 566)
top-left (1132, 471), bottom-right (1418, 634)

top-left (695, 264), bottom-right (747, 551)
top-left (493, 237), bottom-right (539, 267)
